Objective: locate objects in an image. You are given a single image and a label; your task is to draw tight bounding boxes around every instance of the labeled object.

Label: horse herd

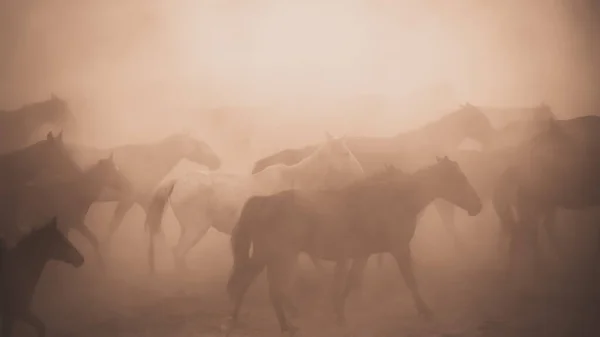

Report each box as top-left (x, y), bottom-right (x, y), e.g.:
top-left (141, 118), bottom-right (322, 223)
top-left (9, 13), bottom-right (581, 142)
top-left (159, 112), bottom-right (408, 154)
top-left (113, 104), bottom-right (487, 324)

top-left (1, 96), bottom-right (599, 336)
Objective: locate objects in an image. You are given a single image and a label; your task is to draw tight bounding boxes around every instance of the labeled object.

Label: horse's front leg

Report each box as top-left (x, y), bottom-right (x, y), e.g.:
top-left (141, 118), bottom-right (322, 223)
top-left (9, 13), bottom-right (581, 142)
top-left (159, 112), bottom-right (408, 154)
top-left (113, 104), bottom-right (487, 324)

top-left (331, 259), bottom-right (349, 324)
top-left (74, 223), bottom-right (104, 271)
top-left (433, 200), bottom-right (463, 252)
top-left (391, 246), bottom-right (432, 319)
top-left (104, 199), bottom-right (135, 245)
top-left (20, 310), bottom-right (45, 337)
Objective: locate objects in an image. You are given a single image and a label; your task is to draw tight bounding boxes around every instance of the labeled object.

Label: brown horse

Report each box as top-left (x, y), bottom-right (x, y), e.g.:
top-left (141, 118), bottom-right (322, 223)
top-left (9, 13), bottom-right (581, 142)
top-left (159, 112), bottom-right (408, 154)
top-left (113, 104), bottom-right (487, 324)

top-left (226, 157), bottom-right (482, 335)
top-left (494, 116), bottom-right (600, 280)
top-left (15, 154), bottom-right (128, 269)
top-left (1, 217), bottom-right (84, 337)
top-left (0, 132), bottom-right (81, 245)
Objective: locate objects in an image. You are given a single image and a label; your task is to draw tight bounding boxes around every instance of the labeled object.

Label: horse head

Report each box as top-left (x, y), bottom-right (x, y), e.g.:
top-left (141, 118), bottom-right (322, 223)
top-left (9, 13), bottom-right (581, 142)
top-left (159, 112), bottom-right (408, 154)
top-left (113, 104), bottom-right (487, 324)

top-left (432, 156), bottom-right (482, 216)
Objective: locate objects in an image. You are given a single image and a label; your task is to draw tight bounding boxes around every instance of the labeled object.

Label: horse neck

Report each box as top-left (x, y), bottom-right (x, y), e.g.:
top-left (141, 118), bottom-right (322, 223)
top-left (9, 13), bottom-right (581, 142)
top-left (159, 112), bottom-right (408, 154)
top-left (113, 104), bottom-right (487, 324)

top-left (281, 150), bottom-right (330, 188)
top-left (76, 166), bottom-right (109, 201)
top-left (0, 144), bottom-right (47, 181)
top-left (148, 138), bottom-right (191, 174)
top-left (407, 167), bottom-right (445, 212)
top-left (9, 237), bottom-right (52, 293)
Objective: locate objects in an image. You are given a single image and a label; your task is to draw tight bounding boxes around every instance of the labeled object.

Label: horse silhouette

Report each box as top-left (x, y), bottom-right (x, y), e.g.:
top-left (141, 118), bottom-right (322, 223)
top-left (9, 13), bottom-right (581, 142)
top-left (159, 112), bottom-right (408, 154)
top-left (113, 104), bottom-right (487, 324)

top-left (1, 217), bottom-right (84, 337)
top-left (143, 133), bottom-right (364, 273)
top-left (226, 156), bottom-right (482, 335)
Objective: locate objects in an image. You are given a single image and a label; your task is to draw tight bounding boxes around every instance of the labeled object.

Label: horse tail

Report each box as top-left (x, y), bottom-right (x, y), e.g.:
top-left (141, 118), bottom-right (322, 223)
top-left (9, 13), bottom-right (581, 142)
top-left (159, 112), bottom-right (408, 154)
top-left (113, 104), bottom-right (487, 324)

top-left (227, 195), bottom-right (265, 299)
top-left (145, 179), bottom-right (178, 236)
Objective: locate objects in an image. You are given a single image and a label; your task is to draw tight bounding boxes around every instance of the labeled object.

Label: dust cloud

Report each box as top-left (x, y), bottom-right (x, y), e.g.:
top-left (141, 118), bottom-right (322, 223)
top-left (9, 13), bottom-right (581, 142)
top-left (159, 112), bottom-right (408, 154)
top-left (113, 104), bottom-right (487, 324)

top-left (1, 1), bottom-right (600, 336)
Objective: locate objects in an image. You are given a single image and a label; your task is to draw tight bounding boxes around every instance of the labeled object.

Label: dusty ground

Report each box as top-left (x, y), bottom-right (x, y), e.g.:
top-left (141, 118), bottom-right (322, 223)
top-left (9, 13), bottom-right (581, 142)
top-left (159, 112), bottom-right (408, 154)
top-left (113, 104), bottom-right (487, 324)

top-left (16, 206), bottom-right (600, 337)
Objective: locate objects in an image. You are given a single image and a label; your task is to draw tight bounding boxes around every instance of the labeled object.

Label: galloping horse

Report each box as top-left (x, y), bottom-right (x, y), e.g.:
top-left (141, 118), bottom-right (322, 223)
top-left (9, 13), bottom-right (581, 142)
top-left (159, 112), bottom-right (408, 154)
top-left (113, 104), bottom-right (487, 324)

top-left (226, 157), bottom-right (482, 335)
top-left (15, 154), bottom-right (128, 269)
top-left (1, 217), bottom-right (84, 337)
top-left (62, 133), bottom-right (221, 247)
top-left (0, 95), bottom-right (77, 154)
top-left (144, 133), bottom-right (364, 272)
top-left (0, 132), bottom-right (81, 246)
top-left (251, 104), bottom-right (493, 257)
top-left (493, 116), bottom-right (600, 279)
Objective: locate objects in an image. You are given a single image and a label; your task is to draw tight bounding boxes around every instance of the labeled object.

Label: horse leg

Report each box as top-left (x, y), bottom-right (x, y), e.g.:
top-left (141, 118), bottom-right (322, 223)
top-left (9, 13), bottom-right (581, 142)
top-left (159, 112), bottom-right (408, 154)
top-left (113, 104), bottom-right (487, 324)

top-left (331, 260), bottom-right (349, 324)
top-left (434, 200), bottom-right (463, 253)
top-left (336, 258), bottom-right (368, 325)
top-left (391, 247), bottom-right (432, 319)
top-left (541, 208), bottom-right (562, 260)
top-left (74, 224), bottom-right (105, 271)
top-left (267, 255), bottom-right (299, 335)
top-left (104, 200), bottom-right (135, 245)
top-left (20, 310), bottom-right (45, 337)
top-left (171, 219), bottom-right (210, 272)
top-left (228, 258), bottom-right (267, 326)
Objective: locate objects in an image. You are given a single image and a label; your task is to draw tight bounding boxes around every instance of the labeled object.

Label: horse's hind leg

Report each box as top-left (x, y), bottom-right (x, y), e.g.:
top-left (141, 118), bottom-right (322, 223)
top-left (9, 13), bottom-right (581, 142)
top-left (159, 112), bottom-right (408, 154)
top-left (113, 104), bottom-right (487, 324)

top-left (336, 258), bottom-right (368, 325)
top-left (229, 259), bottom-right (266, 323)
top-left (171, 221), bottom-right (210, 272)
top-left (21, 310), bottom-right (45, 337)
top-left (391, 247), bottom-right (432, 319)
top-left (267, 256), bottom-right (299, 335)
top-left (331, 260), bottom-right (349, 324)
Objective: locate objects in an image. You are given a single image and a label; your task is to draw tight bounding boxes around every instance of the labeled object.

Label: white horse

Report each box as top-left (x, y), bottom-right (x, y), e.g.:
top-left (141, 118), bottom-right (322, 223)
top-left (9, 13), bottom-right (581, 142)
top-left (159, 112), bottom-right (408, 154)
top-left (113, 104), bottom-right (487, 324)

top-left (144, 133), bottom-right (365, 272)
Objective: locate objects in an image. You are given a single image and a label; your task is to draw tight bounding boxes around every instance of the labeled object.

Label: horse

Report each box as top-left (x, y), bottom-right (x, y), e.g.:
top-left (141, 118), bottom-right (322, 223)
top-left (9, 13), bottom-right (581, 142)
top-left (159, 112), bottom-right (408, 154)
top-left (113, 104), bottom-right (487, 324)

top-left (498, 116), bottom-right (600, 279)
top-left (14, 154), bottom-right (128, 269)
top-left (226, 156), bottom-right (482, 335)
top-left (0, 95), bottom-right (77, 154)
top-left (250, 104), bottom-right (492, 262)
top-left (62, 132), bottom-right (221, 248)
top-left (0, 132), bottom-right (81, 246)
top-left (0, 217), bottom-right (84, 337)
top-left (143, 133), bottom-right (365, 273)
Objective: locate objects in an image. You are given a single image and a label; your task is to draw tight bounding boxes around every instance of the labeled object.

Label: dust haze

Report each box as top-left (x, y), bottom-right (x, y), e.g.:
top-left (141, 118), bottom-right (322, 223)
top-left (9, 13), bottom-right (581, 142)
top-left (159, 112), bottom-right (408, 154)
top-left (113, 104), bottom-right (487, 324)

top-left (1, 0), bottom-right (600, 336)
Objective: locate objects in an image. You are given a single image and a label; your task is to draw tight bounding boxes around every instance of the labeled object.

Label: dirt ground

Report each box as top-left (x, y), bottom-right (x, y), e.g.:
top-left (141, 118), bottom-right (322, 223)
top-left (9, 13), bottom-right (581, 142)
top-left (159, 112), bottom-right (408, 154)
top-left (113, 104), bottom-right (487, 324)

top-left (16, 206), bottom-right (600, 337)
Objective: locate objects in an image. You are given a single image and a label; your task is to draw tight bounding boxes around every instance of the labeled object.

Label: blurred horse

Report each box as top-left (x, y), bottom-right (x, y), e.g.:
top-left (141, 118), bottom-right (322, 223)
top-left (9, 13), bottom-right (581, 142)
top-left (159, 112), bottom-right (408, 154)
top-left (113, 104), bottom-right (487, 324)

top-left (144, 133), bottom-right (364, 273)
top-left (63, 132), bottom-right (221, 248)
top-left (252, 104), bottom-right (493, 258)
top-left (494, 116), bottom-right (600, 280)
top-left (226, 157), bottom-right (482, 335)
top-left (0, 95), bottom-right (77, 154)
top-left (0, 132), bottom-right (81, 246)
top-left (15, 154), bottom-right (128, 270)
top-left (0, 217), bottom-right (84, 337)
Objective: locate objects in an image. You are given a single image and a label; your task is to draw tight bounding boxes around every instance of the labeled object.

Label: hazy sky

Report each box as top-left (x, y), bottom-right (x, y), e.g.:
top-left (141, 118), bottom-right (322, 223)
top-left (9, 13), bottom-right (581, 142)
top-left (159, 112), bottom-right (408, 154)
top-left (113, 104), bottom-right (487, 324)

top-left (0, 0), bottom-right (598, 161)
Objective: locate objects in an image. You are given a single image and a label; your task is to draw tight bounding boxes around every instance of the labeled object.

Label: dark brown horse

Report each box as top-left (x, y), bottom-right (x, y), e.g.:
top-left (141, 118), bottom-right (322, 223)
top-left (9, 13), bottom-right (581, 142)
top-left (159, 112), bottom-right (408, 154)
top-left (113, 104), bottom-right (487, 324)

top-left (1, 217), bottom-right (84, 337)
top-left (226, 157), bottom-right (482, 335)
top-left (492, 116), bottom-right (600, 279)
top-left (15, 154), bottom-right (128, 269)
top-left (0, 132), bottom-right (81, 245)
top-left (0, 95), bottom-right (77, 154)
top-left (63, 133), bottom-right (221, 248)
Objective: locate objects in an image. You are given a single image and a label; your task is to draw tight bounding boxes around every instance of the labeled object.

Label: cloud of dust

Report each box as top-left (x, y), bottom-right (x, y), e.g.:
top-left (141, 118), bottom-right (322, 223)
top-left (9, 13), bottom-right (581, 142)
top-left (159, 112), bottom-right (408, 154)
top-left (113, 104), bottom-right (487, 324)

top-left (1, 0), bottom-right (599, 295)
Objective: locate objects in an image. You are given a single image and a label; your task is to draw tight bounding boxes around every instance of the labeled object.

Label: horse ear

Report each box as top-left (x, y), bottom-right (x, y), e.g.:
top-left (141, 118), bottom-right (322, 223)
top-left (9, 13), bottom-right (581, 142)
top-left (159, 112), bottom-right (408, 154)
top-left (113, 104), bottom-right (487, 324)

top-left (324, 131), bottom-right (334, 141)
top-left (49, 216), bottom-right (58, 229)
top-left (47, 132), bottom-right (54, 141)
top-left (436, 156), bottom-right (442, 162)
top-left (57, 131), bottom-right (63, 141)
